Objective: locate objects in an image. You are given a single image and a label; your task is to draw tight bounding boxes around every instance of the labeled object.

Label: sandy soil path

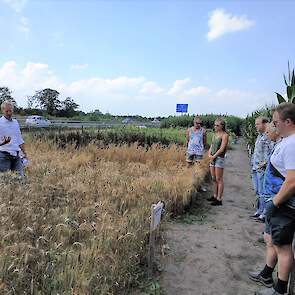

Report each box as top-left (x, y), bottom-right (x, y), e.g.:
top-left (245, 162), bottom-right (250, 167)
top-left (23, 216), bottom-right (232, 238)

top-left (160, 143), bottom-right (266, 295)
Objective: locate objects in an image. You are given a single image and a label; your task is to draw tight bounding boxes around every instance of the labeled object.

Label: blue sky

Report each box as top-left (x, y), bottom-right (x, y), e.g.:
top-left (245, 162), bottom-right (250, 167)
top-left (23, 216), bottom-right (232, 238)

top-left (0, 0), bottom-right (294, 117)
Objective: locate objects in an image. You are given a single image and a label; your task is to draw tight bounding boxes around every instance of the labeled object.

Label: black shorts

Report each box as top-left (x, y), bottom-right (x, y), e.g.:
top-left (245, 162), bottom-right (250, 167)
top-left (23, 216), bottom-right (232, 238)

top-left (269, 206), bottom-right (295, 246)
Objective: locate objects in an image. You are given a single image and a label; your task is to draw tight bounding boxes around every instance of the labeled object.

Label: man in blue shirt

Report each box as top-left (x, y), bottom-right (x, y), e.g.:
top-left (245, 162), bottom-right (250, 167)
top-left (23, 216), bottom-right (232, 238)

top-left (250, 117), bottom-right (273, 220)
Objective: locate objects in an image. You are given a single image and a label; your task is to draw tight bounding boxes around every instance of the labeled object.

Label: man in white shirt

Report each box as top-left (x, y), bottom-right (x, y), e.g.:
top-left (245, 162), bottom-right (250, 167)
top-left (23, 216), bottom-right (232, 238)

top-left (0, 100), bottom-right (28, 177)
top-left (254, 102), bottom-right (295, 295)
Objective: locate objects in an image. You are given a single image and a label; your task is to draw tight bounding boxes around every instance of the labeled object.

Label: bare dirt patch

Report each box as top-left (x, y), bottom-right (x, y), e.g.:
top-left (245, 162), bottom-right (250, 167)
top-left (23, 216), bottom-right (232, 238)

top-left (160, 144), bottom-right (266, 295)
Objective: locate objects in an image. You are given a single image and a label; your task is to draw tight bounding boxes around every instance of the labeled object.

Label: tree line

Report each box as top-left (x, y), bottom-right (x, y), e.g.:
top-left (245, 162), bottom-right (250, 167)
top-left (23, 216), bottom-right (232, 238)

top-left (0, 87), bottom-right (80, 117)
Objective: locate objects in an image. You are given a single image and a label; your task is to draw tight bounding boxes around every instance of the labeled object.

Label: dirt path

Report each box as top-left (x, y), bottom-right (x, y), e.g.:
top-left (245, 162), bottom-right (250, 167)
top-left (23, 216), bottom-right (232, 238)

top-left (160, 143), bottom-right (266, 295)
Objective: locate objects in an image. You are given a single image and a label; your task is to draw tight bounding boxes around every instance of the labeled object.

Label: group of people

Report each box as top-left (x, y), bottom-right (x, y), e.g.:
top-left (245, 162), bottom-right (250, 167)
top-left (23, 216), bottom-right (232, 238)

top-left (248, 103), bottom-right (295, 295)
top-left (186, 103), bottom-right (295, 295)
top-left (186, 116), bottom-right (229, 206)
top-left (1, 99), bottom-right (294, 294)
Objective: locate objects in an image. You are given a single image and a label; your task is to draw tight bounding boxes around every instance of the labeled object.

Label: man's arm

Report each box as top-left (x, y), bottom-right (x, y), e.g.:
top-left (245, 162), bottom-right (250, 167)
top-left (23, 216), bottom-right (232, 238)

top-left (19, 143), bottom-right (27, 158)
top-left (185, 128), bottom-right (190, 148)
top-left (273, 170), bottom-right (295, 207)
top-left (15, 121), bottom-right (27, 158)
top-left (259, 137), bottom-right (271, 168)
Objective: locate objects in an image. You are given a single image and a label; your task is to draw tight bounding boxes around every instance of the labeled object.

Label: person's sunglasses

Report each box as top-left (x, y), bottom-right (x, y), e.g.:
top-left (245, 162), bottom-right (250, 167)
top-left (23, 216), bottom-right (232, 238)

top-left (214, 124), bottom-right (220, 127)
top-left (194, 122), bottom-right (201, 125)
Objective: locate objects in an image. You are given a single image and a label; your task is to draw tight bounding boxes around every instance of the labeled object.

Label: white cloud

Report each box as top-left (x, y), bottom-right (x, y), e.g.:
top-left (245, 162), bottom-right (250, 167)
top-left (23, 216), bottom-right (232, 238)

top-left (214, 88), bottom-right (276, 116)
top-left (183, 86), bottom-right (210, 97)
top-left (167, 78), bottom-right (191, 95)
top-left (3, 0), bottom-right (27, 13)
top-left (167, 78), bottom-right (210, 98)
top-left (207, 9), bottom-right (255, 41)
top-left (0, 61), bottom-right (156, 111)
top-left (0, 60), bottom-right (275, 116)
top-left (0, 61), bottom-right (63, 104)
top-left (70, 64), bottom-right (89, 70)
top-left (18, 16), bottom-right (30, 33)
top-left (217, 88), bottom-right (246, 98)
top-left (66, 76), bottom-right (146, 98)
top-left (139, 81), bottom-right (163, 95)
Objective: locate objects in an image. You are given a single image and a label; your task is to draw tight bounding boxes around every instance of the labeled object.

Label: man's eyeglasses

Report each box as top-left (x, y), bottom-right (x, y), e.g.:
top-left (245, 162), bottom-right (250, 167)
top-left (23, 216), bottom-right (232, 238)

top-left (194, 122), bottom-right (201, 125)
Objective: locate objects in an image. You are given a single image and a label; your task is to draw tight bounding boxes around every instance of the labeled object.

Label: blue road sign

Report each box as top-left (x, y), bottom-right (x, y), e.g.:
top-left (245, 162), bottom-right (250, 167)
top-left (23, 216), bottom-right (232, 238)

top-left (176, 104), bottom-right (188, 113)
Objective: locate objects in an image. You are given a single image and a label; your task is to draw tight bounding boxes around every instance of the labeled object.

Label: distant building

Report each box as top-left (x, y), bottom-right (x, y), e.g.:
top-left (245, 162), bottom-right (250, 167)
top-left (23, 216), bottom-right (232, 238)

top-left (94, 109), bottom-right (103, 115)
top-left (122, 117), bottom-right (132, 124)
top-left (152, 118), bottom-right (160, 123)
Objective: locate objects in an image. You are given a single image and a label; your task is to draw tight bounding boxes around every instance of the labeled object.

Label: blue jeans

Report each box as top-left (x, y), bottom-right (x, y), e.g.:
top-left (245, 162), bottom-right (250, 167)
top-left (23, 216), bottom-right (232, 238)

top-left (0, 151), bottom-right (24, 177)
top-left (251, 170), bottom-right (265, 214)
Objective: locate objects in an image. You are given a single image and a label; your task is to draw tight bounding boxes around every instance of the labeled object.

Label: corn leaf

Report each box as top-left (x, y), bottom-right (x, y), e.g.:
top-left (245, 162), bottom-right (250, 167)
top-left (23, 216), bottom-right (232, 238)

top-left (275, 92), bottom-right (286, 104)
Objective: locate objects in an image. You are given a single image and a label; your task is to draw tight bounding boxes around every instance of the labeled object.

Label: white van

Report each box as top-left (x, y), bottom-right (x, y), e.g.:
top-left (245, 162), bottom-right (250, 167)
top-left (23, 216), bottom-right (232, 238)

top-left (25, 115), bottom-right (51, 127)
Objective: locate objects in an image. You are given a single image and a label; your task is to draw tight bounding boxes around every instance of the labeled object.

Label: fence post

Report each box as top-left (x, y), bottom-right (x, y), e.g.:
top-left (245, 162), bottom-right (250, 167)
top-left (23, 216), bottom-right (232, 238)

top-left (148, 205), bottom-right (155, 276)
top-left (147, 201), bottom-right (164, 276)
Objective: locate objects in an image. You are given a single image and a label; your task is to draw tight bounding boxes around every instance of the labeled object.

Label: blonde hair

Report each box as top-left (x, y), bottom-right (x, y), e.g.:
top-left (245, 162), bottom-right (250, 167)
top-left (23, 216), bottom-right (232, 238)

top-left (215, 117), bottom-right (226, 131)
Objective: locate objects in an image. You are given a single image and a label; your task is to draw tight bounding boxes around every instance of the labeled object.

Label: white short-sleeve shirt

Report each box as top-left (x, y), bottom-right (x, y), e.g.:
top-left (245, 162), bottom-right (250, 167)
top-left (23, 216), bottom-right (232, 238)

top-left (271, 132), bottom-right (295, 208)
top-left (0, 116), bottom-right (24, 156)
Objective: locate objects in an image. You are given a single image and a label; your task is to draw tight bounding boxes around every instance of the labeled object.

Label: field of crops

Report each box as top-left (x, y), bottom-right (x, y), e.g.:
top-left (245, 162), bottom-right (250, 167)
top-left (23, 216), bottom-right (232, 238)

top-left (0, 138), bottom-right (209, 294)
top-left (29, 126), bottom-right (215, 150)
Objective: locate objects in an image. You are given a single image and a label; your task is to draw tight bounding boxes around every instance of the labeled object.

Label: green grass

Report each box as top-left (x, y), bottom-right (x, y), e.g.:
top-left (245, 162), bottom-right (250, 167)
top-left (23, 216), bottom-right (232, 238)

top-left (24, 125), bottom-right (222, 149)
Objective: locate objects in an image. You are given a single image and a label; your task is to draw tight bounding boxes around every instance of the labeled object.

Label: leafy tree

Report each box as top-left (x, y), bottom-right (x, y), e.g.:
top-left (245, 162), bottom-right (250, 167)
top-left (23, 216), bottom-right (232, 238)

top-left (60, 97), bottom-right (79, 117)
top-left (31, 88), bottom-right (61, 115)
top-left (0, 86), bottom-right (17, 107)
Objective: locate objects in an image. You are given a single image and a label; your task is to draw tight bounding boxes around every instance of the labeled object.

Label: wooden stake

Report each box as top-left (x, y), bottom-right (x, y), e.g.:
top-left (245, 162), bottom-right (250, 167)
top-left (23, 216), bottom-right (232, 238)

top-left (148, 204), bottom-right (155, 276)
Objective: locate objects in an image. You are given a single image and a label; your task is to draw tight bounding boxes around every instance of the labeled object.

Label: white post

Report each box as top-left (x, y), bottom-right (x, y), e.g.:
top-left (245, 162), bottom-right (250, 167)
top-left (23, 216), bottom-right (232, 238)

top-left (147, 201), bottom-right (164, 275)
top-left (148, 205), bottom-right (155, 275)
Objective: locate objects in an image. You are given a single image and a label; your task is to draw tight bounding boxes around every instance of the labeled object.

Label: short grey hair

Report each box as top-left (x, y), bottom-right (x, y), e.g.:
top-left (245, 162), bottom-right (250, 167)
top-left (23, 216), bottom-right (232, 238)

top-left (1, 100), bottom-right (14, 111)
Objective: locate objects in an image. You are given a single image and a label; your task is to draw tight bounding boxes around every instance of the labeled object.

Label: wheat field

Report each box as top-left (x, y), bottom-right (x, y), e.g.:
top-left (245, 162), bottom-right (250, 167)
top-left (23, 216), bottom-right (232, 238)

top-left (0, 141), bottom-right (208, 294)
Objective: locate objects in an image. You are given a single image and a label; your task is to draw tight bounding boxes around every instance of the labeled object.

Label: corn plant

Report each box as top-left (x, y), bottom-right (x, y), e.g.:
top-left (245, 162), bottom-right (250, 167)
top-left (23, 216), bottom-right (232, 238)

top-left (276, 62), bottom-right (295, 104)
